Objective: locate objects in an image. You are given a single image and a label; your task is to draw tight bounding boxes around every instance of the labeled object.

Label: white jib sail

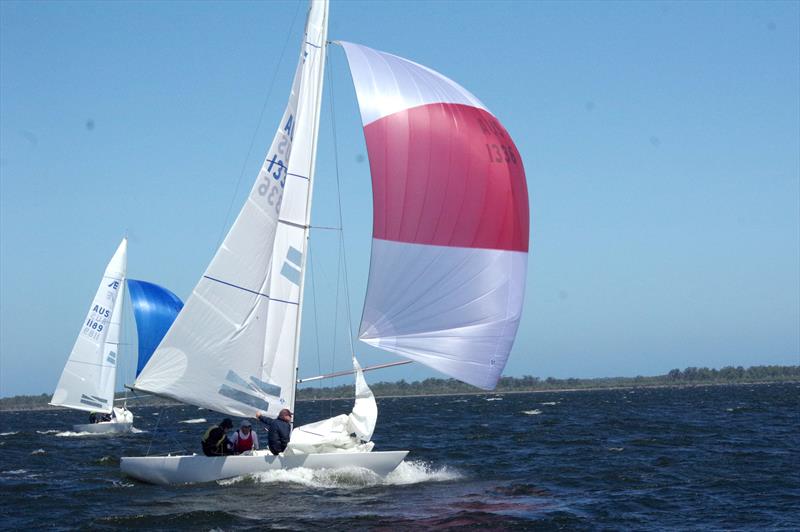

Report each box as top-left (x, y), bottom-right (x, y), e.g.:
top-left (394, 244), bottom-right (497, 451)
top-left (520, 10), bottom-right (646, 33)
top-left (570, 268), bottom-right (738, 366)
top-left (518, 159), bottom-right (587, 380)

top-left (51, 237), bottom-right (128, 414)
top-left (288, 357), bottom-right (377, 455)
top-left (134, 0), bottom-right (329, 418)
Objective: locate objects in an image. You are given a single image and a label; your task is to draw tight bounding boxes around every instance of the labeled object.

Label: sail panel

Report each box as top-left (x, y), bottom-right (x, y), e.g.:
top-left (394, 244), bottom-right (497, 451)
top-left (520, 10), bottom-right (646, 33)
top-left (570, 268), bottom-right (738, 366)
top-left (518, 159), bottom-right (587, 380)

top-left (364, 102), bottom-right (528, 251)
top-left (359, 239), bottom-right (527, 390)
top-left (51, 238), bottom-right (127, 413)
top-left (339, 41), bottom-right (487, 127)
top-left (134, 0), bottom-right (328, 417)
top-left (127, 279), bottom-right (184, 377)
top-left (341, 42), bottom-right (529, 390)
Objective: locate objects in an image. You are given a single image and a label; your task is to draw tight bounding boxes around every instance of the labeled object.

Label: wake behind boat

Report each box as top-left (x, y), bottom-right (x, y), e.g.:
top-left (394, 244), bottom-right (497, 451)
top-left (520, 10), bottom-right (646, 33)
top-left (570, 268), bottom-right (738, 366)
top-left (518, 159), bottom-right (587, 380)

top-left (122, 0), bottom-right (528, 485)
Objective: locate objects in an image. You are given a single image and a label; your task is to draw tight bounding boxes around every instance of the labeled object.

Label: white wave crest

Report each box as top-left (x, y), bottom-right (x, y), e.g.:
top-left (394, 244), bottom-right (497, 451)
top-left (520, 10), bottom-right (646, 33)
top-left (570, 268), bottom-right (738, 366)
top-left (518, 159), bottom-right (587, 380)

top-left (36, 430), bottom-right (59, 435)
top-left (131, 427), bottom-right (147, 433)
top-left (179, 418), bottom-right (207, 424)
top-left (522, 409), bottom-right (542, 415)
top-left (540, 402), bottom-right (558, 406)
top-left (0, 431), bottom-right (19, 436)
top-left (485, 397), bottom-right (503, 401)
top-left (3, 469), bottom-right (27, 475)
top-left (55, 431), bottom-right (103, 437)
top-left (219, 460), bottom-right (461, 489)
top-left (30, 448), bottom-right (46, 455)
top-left (385, 460), bottom-right (462, 485)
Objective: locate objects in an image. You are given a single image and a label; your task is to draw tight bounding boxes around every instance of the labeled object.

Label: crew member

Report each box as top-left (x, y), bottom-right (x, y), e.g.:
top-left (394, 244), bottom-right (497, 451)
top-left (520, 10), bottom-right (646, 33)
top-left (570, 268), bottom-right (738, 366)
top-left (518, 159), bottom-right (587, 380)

top-left (256, 408), bottom-right (293, 455)
top-left (201, 418), bottom-right (234, 456)
top-left (231, 419), bottom-right (259, 454)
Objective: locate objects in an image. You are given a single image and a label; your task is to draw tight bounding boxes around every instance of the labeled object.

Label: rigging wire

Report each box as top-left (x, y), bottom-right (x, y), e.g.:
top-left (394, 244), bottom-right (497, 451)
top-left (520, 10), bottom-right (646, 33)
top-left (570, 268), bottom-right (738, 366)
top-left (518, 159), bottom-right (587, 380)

top-left (214, 0), bottom-right (304, 250)
top-left (308, 250), bottom-right (326, 418)
top-left (325, 45), bottom-right (358, 360)
top-left (145, 407), bottom-right (163, 457)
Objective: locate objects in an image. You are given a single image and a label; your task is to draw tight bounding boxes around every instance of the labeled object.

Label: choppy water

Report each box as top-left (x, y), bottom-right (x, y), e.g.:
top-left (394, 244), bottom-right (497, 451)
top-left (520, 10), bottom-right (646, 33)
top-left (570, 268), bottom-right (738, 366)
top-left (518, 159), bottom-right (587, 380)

top-left (1, 383), bottom-right (798, 530)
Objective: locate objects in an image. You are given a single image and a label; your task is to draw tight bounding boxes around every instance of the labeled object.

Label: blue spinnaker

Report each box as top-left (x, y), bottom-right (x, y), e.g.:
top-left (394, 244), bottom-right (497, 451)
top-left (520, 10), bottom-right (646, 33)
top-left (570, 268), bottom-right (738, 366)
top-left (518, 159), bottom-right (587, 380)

top-left (127, 279), bottom-right (184, 377)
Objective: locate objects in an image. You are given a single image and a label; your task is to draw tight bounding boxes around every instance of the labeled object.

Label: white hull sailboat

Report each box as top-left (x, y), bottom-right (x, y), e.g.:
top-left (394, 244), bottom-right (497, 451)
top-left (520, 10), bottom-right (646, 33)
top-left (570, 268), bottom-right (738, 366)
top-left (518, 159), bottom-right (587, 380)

top-left (121, 450), bottom-right (408, 485)
top-left (50, 238), bottom-right (135, 433)
top-left (72, 406), bottom-right (134, 434)
top-left (122, 0), bottom-right (528, 485)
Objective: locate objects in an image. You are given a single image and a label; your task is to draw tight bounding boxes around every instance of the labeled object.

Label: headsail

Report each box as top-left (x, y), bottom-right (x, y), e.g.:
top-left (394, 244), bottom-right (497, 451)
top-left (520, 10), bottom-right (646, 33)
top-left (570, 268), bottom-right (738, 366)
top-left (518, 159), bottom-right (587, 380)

top-left (288, 357), bottom-right (377, 455)
top-left (340, 43), bottom-right (530, 390)
top-left (51, 238), bottom-right (128, 413)
top-left (126, 280), bottom-right (184, 377)
top-left (133, 0), bottom-right (329, 417)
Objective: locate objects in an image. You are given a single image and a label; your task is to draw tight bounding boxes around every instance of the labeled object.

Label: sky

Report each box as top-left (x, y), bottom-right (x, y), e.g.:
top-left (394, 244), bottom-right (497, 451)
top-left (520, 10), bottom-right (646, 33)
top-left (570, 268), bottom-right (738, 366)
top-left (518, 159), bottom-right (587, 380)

top-left (1, 0), bottom-right (798, 398)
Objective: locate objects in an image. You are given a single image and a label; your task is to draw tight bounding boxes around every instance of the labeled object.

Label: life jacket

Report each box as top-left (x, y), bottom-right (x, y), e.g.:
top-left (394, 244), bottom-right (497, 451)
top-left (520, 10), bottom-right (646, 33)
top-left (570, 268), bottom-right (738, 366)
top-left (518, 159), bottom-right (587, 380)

top-left (234, 430), bottom-right (254, 453)
top-left (201, 426), bottom-right (229, 456)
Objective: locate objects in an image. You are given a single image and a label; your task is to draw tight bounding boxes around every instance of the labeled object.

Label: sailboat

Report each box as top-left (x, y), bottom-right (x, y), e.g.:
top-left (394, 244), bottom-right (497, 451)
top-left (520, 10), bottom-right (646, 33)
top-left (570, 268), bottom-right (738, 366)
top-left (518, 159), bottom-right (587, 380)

top-left (50, 239), bottom-right (186, 434)
top-left (121, 0), bottom-right (528, 485)
top-left (51, 238), bottom-right (134, 433)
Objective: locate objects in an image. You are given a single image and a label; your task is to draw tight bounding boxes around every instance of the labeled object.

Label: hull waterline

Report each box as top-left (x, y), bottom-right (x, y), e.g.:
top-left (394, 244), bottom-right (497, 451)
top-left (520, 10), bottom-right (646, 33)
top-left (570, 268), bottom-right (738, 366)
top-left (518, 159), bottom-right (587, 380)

top-left (72, 422), bottom-right (133, 434)
top-left (120, 450), bottom-right (408, 485)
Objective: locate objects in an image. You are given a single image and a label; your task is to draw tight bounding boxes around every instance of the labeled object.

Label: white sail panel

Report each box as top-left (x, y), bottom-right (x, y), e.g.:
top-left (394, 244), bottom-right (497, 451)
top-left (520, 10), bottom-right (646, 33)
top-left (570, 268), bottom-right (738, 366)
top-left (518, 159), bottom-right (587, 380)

top-left (360, 240), bottom-right (527, 390)
top-left (339, 41), bottom-right (487, 126)
top-left (98, 271), bottom-right (125, 407)
top-left (347, 357), bottom-right (378, 441)
top-left (341, 42), bottom-right (530, 390)
top-left (51, 238), bottom-right (127, 413)
top-left (288, 357), bottom-right (377, 455)
top-left (134, 0), bottom-right (328, 418)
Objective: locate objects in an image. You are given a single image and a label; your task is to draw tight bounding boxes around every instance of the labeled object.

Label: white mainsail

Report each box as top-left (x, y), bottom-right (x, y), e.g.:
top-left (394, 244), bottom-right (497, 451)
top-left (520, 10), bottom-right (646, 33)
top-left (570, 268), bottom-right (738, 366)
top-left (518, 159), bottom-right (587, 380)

top-left (133, 0), bottom-right (329, 418)
top-left (51, 237), bottom-right (128, 414)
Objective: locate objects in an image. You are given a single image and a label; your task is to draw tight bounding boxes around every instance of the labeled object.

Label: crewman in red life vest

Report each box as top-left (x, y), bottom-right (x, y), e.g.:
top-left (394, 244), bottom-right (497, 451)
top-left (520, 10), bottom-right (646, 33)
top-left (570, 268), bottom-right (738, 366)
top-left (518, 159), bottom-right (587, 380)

top-left (231, 419), bottom-right (259, 454)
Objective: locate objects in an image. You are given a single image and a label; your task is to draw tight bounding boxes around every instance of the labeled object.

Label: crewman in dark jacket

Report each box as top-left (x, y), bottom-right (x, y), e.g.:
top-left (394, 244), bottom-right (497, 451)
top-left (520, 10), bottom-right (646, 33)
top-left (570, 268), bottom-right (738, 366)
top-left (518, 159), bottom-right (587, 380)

top-left (256, 408), bottom-right (293, 455)
top-left (201, 418), bottom-right (234, 456)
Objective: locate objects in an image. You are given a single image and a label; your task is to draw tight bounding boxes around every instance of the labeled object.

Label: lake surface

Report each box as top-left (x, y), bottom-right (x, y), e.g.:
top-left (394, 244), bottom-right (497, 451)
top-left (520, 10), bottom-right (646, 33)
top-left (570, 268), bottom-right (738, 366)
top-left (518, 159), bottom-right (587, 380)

top-left (1, 383), bottom-right (798, 530)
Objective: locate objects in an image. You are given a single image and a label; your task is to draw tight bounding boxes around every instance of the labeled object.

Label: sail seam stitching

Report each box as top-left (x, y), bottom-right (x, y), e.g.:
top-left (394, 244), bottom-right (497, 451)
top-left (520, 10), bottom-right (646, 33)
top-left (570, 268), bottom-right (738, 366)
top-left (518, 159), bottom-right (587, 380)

top-left (202, 275), bottom-right (299, 305)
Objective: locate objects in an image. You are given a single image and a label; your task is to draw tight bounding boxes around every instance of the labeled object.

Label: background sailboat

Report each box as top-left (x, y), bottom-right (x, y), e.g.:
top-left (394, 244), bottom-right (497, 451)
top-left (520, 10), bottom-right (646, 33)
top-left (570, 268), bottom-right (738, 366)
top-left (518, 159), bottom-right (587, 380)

top-left (121, 0), bottom-right (527, 485)
top-left (51, 238), bottom-right (133, 433)
top-left (50, 239), bottom-right (186, 434)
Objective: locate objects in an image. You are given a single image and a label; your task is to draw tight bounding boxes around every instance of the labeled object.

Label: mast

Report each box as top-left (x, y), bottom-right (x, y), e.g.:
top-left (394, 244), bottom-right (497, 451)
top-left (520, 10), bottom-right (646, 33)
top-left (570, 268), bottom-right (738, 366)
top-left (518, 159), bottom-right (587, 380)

top-left (288, 0), bottom-right (329, 413)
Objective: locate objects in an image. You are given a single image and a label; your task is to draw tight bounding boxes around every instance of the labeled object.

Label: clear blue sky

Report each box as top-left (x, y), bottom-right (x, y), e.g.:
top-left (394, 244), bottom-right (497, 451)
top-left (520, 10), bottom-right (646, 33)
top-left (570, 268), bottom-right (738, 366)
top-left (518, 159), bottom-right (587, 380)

top-left (1, 0), bottom-right (798, 397)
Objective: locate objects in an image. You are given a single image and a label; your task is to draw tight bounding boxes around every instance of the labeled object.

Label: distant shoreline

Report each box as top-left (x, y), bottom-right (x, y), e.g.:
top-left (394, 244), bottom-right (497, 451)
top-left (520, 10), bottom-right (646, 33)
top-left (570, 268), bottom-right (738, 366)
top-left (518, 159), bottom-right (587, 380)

top-left (3, 378), bottom-right (797, 412)
top-left (298, 379), bottom-right (800, 402)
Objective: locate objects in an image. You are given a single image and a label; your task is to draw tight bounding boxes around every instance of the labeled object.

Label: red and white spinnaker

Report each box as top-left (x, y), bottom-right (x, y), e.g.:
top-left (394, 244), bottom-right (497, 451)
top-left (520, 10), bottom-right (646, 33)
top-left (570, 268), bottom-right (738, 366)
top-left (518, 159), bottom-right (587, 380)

top-left (341, 42), bottom-right (530, 390)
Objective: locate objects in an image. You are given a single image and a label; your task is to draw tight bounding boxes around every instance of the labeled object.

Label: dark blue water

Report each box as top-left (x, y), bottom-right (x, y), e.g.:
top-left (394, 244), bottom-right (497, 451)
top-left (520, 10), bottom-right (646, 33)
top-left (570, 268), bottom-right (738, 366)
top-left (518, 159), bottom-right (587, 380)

top-left (1, 383), bottom-right (798, 530)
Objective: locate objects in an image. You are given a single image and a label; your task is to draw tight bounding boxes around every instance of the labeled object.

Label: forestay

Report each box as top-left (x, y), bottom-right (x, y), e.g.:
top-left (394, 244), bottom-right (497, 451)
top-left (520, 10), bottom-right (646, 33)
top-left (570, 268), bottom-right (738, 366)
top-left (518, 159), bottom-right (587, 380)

top-left (51, 238), bottom-right (128, 414)
top-left (340, 42), bottom-right (530, 390)
top-left (133, 0), bottom-right (329, 417)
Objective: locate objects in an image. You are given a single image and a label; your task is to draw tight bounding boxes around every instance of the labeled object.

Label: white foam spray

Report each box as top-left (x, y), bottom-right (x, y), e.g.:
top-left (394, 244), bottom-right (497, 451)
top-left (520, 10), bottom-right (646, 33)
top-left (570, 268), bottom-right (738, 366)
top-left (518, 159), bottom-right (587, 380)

top-left (218, 460), bottom-right (461, 489)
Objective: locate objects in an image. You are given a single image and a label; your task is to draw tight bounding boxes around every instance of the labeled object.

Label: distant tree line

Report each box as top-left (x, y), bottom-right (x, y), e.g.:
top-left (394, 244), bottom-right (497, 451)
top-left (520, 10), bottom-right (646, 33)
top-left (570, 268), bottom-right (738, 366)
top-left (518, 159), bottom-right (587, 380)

top-left (297, 364), bottom-right (800, 400)
top-left (0, 391), bottom-right (176, 412)
top-left (1, 365), bottom-right (797, 410)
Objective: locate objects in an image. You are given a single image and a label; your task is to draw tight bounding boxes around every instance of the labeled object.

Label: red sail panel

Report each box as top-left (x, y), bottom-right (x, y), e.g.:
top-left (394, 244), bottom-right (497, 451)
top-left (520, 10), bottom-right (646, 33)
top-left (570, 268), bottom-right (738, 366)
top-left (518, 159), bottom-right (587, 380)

top-left (363, 102), bottom-right (529, 252)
